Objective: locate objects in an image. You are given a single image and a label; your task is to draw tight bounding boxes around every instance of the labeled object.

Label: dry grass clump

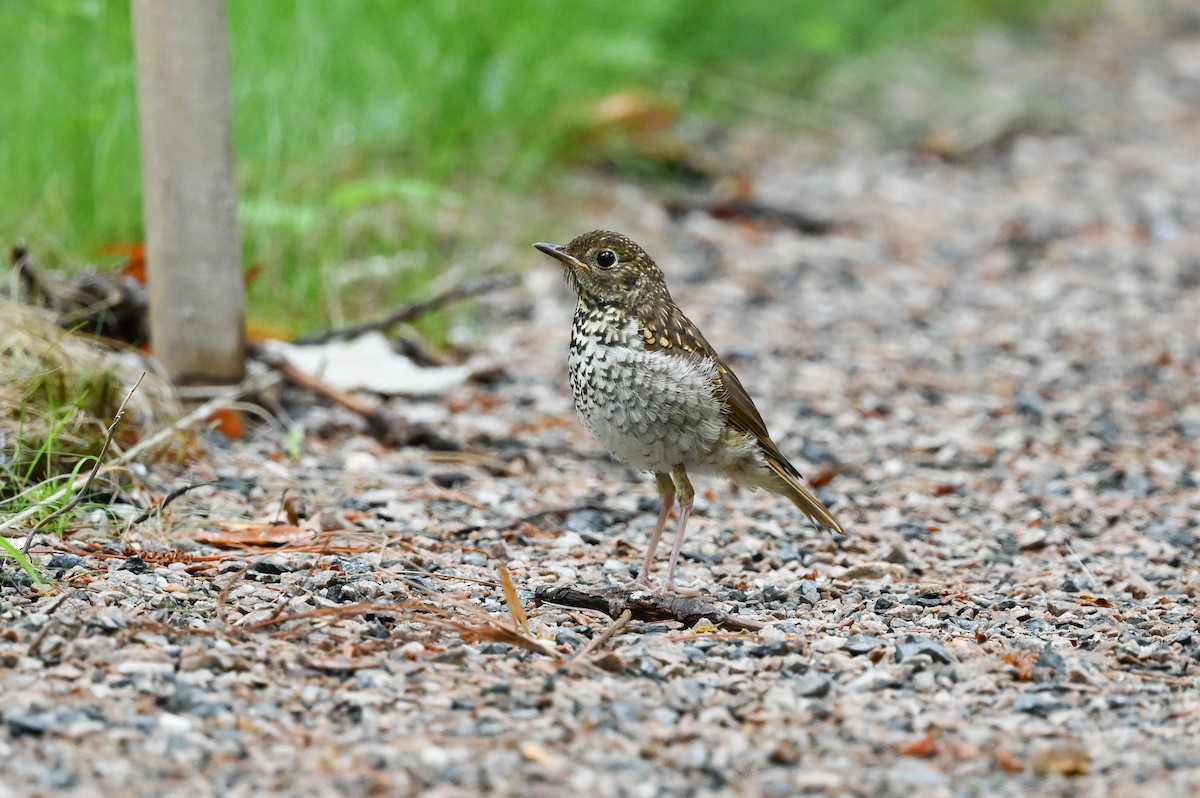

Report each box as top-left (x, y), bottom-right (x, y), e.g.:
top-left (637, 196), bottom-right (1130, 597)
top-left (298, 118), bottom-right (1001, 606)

top-left (0, 299), bottom-right (178, 495)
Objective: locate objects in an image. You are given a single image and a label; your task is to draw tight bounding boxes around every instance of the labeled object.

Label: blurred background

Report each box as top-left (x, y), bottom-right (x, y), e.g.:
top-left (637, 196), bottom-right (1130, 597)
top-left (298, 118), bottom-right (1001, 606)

top-left (2, 0), bottom-right (1087, 340)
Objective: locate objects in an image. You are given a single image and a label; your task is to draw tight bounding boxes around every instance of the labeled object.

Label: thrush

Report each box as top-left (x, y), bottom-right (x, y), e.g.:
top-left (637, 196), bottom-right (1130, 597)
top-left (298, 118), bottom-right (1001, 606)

top-left (534, 230), bottom-right (845, 593)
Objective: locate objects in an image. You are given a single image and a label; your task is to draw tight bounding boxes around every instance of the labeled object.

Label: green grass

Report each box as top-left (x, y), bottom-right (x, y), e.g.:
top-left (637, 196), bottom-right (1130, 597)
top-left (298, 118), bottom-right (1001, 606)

top-left (0, 0), bottom-right (1073, 336)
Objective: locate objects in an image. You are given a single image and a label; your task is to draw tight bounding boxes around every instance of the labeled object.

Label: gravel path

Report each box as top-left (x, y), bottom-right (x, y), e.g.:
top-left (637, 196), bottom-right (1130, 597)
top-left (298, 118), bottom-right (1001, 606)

top-left (4, 5), bottom-right (1199, 797)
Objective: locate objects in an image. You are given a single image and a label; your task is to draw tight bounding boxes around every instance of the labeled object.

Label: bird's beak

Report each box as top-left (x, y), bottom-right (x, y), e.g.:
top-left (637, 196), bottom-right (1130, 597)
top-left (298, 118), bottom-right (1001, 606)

top-left (534, 242), bottom-right (590, 273)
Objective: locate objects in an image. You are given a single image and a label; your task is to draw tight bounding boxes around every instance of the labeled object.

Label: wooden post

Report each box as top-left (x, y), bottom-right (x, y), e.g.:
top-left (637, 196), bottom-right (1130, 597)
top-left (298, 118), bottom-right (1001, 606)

top-left (131, 0), bottom-right (244, 385)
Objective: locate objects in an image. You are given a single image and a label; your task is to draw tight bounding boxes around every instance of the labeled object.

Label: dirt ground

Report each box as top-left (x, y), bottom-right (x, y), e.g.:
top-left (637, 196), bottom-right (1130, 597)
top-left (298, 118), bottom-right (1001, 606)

top-left (3, 4), bottom-right (1199, 797)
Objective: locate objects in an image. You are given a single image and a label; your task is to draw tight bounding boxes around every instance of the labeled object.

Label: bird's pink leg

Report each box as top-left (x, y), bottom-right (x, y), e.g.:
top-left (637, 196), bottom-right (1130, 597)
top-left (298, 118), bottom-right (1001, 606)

top-left (630, 472), bottom-right (675, 589)
top-left (663, 465), bottom-right (699, 596)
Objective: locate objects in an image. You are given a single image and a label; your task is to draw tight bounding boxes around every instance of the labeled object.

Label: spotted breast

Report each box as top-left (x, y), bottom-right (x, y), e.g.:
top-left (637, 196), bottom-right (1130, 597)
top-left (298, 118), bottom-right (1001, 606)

top-left (568, 302), bottom-right (728, 473)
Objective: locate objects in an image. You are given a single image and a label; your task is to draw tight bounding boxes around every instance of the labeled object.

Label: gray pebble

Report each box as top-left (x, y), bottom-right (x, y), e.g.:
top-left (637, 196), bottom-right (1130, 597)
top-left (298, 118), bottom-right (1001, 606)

top-left (894, 635), bottom-right (953, 664)
top-left (335, 557), bottom-right (374, 575)
top-left (7, 714), bottom-right (50, 736)
top-left (119, 555), bottom-right (149, 574)
top-left (793, 672), bottom-right (833, 698)
top-left (844, 635), bottom-right (885, 656)
top-left (555, 629), bottom-right (585, 650)
top-left (563, 509), bottom-right (606, 533)
top-left (48, 554), bottom-right (85, 570)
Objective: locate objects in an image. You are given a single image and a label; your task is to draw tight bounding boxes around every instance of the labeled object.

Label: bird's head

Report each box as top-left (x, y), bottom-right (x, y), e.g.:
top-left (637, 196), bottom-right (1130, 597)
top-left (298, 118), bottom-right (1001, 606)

top-left (534, 230), bottom-right (669, 310)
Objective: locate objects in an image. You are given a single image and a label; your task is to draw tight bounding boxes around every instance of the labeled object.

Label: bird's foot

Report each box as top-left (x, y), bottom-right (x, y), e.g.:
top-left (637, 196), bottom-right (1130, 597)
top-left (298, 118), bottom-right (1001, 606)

top-left (626, 573), bottom-right (656, 593)
top-left (661, 579), bottom-right (701, 597)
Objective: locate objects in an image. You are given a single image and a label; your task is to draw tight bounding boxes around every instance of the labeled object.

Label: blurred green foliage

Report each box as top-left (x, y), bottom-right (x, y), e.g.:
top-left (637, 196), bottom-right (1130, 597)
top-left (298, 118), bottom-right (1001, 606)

top-left (0, 0), bottom-right (1068, 333)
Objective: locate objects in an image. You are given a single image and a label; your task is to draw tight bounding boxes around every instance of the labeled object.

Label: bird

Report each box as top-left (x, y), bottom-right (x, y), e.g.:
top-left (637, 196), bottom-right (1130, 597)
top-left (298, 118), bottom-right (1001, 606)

top-left (534, 230), bottom-right (845, 593)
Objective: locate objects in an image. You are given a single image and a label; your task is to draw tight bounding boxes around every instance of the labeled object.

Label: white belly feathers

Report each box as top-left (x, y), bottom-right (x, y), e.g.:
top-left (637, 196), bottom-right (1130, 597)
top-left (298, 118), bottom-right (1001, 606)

top-left (569, 316), bottom-right (727, 472)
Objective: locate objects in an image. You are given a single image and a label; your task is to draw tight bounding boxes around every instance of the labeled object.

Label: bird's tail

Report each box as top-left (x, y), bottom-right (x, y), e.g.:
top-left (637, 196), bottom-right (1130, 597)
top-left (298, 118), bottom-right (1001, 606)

top-left (765, 455), bottom-right (846, 537)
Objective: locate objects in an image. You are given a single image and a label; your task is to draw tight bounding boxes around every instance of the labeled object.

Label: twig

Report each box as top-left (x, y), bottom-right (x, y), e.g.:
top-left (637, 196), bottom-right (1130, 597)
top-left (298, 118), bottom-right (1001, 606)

top-left (124, 480), bottom-right (218, 529)
top-left (534, 584), bottom-right (764, 631)
top-left (438, 614), bottom-right (561, 659)
top-left (255, 532), bottom-right (349, 631)
top-left (664, 194), bottom-right (836, 235)
top-left (571, 609), bottom-right (632, 663)
top-left (250, 344), bottom-right (400, 441)
top-left (1064, 541), bottom-right (1098, 589)
top-left (386, 569), bottom-right (501, 589)
top-left (240, 601), bottom-right (403, 634)
top-left (25, 374), bottom-right (145, 550)
top-left (498, 563), bottom-right (529, 635)
top-left (296, 273), bottom-right (518, 345)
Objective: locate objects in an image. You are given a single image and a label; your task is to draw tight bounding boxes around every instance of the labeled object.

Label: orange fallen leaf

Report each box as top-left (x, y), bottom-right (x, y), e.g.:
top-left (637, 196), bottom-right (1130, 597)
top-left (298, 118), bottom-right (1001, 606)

top-left (105, 243), bottom-right (147, 283)
top-left (498, 563), bottom-right (529, 635)
top-left (282, 496), bottom-right (305, 526)
top-left (807, 468), bottom-right (838, 489)
top-left (246, 321), bottom-right (293, 342)
top-left (207, 408), bottom-right (246, 440)
top-left (994, 748), bottom-right (1025, 774)
top-left (243, 261), bottom-right (264, 287)
top-left (896, 730), bottom-right (940, 758)
top-left (1004, 651), bottom-right (1036, 682)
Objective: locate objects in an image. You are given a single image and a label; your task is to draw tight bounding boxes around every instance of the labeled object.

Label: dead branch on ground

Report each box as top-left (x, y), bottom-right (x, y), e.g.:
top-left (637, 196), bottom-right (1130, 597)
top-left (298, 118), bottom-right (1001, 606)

top-left (534, 585), bottom-right (764, 631)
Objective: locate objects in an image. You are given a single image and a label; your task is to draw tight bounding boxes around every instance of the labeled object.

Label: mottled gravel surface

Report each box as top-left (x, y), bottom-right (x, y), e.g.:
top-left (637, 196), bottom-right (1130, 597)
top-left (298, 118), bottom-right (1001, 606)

top-left (4, 6), bottom-right (1200, 797)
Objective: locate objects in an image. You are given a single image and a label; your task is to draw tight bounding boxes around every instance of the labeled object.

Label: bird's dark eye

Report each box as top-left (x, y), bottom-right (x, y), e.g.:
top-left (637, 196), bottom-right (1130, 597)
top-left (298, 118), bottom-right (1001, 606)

top-left (596, 250), bottom-right (618, 269)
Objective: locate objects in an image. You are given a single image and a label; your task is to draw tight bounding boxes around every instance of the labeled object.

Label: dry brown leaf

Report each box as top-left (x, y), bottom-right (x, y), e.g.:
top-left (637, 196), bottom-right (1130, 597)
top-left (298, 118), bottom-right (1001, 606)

top-left (519, 741), bottom-right (558, 768)
top-left (498, 563), bottom-right (529, 635)
top-left (193, 522), bottom-right (312, 548)
top-left (283, 496), bottom-right (305, 526)
top-left (207, 408), bottom-right (246, 440)
top-left (1004, 651), bottom-right (1036, 682)
top-left (512, 415), bottom-right (574, 435)
top-left (1031, 743), bottom-right (1090, 777)
top-left (993, 748), bottom-right (1025, 774)
top-left (896, 731), bottom-right (940, 758)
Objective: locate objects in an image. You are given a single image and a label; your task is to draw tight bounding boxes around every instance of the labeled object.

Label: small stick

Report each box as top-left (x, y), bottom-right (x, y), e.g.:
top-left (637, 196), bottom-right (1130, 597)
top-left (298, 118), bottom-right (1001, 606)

top-left (535, 584), bottom-right (764, 632)
top-left (296, 273), bottom-right (518, 345)
top-left (26, 374), bottom-right (145, 550)
top-left (665, 195), bottom-right (835, 235)
top-left (571, 608), bottom-right (632, 663)
top-left (1064, 541), bottom-right (1098, 589)
top-left (124, 480), bottom-right (218, 529)
top-left (252, 345), bottom-right (396, 440)
top-left (389, 570), bottom-right (501, 589)
top-left (498, 563), bottom-right (529, 635)
top-left (239, 601), bottom-right (396, 635)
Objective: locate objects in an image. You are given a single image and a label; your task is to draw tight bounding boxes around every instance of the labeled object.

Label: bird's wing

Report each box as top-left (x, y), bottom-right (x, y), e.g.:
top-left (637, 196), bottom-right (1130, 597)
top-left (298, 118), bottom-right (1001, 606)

top-left (640, 304), bottom-right (794, 468)
top-left (641, 302), bottom-right (844, 536)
